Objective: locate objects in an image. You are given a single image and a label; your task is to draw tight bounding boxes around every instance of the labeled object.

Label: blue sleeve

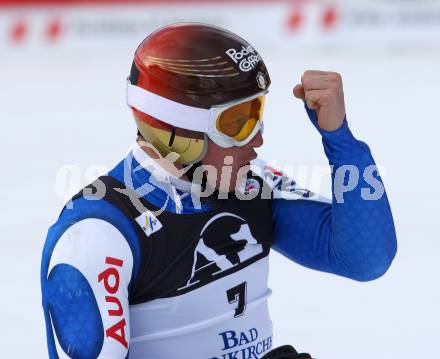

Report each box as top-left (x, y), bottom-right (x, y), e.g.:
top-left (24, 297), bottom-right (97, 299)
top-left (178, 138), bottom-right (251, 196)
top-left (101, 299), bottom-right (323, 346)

top-left (41, 197), bottom-right (141, 358)
top-left (272, 106), bottom-right (397, 281)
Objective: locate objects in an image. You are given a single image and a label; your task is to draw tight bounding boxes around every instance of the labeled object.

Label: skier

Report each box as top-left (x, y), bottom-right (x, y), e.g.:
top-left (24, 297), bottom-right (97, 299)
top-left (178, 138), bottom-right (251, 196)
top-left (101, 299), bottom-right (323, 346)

top-left (41, 23), bottom-right (397, 359)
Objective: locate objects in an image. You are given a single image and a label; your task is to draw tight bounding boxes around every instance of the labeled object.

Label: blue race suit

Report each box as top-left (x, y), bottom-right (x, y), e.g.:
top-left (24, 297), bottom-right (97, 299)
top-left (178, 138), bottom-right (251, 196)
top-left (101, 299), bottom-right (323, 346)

top-left (41, 108), bottom-right (397, 358)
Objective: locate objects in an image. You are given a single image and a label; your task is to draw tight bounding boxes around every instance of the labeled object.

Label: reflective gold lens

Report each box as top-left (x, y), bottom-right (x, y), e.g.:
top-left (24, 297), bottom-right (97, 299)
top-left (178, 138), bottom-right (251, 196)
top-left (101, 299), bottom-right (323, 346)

top-left (135, 115), bottom-right (206, 165)
top-left (216, 96), bottom-right (265, 141)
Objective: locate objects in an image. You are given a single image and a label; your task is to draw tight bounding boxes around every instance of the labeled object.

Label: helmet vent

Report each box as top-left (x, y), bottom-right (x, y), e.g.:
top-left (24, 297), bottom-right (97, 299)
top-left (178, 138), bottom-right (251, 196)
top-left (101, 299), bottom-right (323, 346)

top-left (168, 127), bottom-right (176, 147)
top-left (129, 61), bottom-right (140, 85)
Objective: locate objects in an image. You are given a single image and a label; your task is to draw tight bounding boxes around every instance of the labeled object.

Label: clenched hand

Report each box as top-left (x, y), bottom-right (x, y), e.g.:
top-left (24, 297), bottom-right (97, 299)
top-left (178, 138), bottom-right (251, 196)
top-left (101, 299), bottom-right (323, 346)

top-left (293, 70), bottom-right (346, 132)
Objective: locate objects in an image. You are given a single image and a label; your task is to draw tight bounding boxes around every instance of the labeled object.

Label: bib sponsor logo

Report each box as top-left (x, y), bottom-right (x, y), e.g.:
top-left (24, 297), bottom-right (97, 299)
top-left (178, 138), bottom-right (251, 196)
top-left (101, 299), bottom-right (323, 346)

top-left (98, 256), bottom-right (128, 349)
top-left (209, 328), bottom-right (272, 359)
top-left (135, 210), bottom-right (163, 237)
top-left (178, 212), bottom-right (264, 291)
top-left (226, 46), bottom-right (261, 72)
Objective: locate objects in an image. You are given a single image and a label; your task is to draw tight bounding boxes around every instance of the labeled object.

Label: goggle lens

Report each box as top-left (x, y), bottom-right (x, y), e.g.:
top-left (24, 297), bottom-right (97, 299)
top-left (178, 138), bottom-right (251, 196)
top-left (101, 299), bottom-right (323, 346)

top-left (216, 96), bottom-right (265, 141)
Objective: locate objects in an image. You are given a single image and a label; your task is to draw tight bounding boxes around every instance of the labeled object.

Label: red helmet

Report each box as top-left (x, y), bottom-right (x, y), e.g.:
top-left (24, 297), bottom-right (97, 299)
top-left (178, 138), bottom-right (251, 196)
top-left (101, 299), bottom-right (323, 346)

top-left (128, 23), bottom-right (271, 164)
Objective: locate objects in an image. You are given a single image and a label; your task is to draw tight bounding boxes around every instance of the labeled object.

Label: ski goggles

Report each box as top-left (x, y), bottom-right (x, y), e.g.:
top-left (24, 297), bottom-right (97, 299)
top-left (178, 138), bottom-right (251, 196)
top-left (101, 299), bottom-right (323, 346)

top-left (127, 80), bottom-right (267, 149)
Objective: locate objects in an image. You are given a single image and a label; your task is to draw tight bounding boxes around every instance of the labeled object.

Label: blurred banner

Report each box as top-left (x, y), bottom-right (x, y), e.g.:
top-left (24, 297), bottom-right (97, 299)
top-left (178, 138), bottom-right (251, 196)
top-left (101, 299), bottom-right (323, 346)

top-left (1, 0), bottom-right (440, 50)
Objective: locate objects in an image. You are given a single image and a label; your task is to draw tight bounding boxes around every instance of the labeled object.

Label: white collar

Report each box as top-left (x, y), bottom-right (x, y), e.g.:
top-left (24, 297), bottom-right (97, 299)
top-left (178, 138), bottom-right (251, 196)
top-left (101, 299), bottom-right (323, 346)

top-left (131, 142), bottom-right (193, 193)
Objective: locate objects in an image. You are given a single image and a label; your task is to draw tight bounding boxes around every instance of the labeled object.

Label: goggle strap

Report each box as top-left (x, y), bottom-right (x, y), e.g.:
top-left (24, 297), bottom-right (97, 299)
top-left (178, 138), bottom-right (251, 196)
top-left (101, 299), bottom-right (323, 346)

top-left (126, 82), bottom-right (211, 133)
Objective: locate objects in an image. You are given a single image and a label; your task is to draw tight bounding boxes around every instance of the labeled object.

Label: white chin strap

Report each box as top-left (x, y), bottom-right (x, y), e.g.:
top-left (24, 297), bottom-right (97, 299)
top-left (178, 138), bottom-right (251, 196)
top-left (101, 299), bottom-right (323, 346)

top-left (126, 81), bottom-right (212, 132)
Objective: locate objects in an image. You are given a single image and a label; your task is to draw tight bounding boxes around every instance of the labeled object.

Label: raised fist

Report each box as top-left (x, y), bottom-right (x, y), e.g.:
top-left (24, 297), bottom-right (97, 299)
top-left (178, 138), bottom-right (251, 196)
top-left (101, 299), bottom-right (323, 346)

top-left (293, 70), bottom-right (346, 132)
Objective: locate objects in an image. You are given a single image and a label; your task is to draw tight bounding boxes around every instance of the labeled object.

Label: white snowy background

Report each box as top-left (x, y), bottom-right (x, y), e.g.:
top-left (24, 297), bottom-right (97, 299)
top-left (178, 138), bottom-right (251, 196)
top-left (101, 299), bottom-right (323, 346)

top-left (1, 1), bottom-right (439, 358)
